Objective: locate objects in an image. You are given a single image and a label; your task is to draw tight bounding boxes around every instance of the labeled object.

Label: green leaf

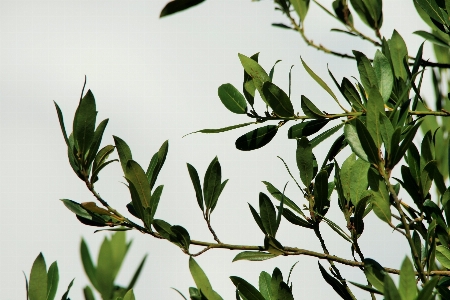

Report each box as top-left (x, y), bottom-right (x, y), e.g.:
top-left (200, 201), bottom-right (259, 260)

top-left (371, 189), bottom-right (391, 224)
top-left (348, 281), bottom-right (382, 295)
top-left (282, 207), bottom-right (313, 228)
top-left (61, 279), bottom-right (74, 300)
top-left (29, 253), bottom-right (47, 300)
top-left (318, 262), bottom-right (353, 300)
top-left (243, 53), bottom-right (259, 107)
top-left (310, 123), bottom-right (344, 148)
top-left (290, 0), bottom-right (310, 22)
top-left (398, 257), bottom-right (417, 300)
top-left (123, 289), bottom-right (135, 300)
top-left (379, 113), bottom-right (394, 157)
top-left (189, 258), bottom-right (223, 300)
top-left (269, 60), bottom-right (282, 81)
top-left (301, 58), bottom-right (340, 106)
top-left (301, 95), bottom-right (325, 118)
top-left (353, 50), bottom-right (378, 92)
top-left (53, 101), bottom-right (69, 147)
top-left (203, 157), bottom-right (221, 210)
top-left (92, 145), bottom-right (116, 180)
top-left (171, 287), bottom-right (188, 300)
top-left (344, 123), bottom-right (369, 162)
top-left (350, 0), bottom-right (383, 30)
top-left (146, 140), bottom-right (169, 190)
top-left (160, 0), bottom-right (205, 18)
top-left (96, 239), bottom-right (115, 296)
top-left (391, 122), bottom-right (421, 168)
top-left (414, 0), bottom-right (448, 26)
top-left (355, 118), bottom-right (379, 164)
top-left (248, 203), bottom-right (267, 235)
top-left (414, 30), bottom-right (450, 47)
top-left (366, 86), bottom-right (385, 148)
top-left (349, 158), bottom-right (370, 206)
top-left (383, 274), bottom-right (401, 300)
top-left (364, 258), bottom-right (387, 292)
top-left (436, 245), bottom-right (450, 269)
top-left (218, 83), bottom-right (247, 114)
top-left (332, 0), bottom-right (354, 25)
top-left (185, 122), bottom-right (255, 136)
top-left (238, 53), bottom-right (271, 106)
top-left (149, 185), bottom-right (163, 221)
top-left (417, 276), bottom-right (439, 300)
top-left (287, 119), bottom-right (330, 139)
top-left (85, 118), bottom-right (109, 171)
top-left (127, 254), bottom-right (147, 290)
top-left (262, 181), bottom-right (302, 215)
top-left (259, 192), bottom-right (277, 237)
top-left (259, 272), bottom-right (274, 300)
top-left (235, 125), bottom-right (278, 151)
top-left (113, 136), bottom-right (132, 174)
top-left (46, 261), bottom-right (59, 300)
top-left (126, 160), bottom-right (151, 208)
top-left (296, 137), bottom-right (313, 186)
top-left (83, 286), bottom-right (95, 300)
top-left (420, 161), bottom-right (436, 197)
top-left (187, 163), bottom-right (204, 211)
top-left (171, 225), bottom-right (191, 251)
top-left (314, 170), bottom-right (329, 214)
top-left (262, 81), bottom-right (294, 117)
top-left (61, 199), bottom-right (92, 220)
top-left (73, 90), bottom-right (97, 159)
top-left (373, 50), bottom-right (393, 103)
top-left (341, 78), bottom-right (364, 110)
top-left (354, 195), bottom-right (370, 236)
top-left (389, 30), bottom-right (408, 80)
top-left (80, 238), bottom-right (99, 290)
top-left (230, 276), bottom-right (265, 300)
top-left (232, 252), bottom-right (277, 262)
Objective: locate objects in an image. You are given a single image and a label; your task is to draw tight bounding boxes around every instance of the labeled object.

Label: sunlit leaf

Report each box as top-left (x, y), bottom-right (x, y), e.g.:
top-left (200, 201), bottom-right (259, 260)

top-left (232, 252), bottom-right (277, 262)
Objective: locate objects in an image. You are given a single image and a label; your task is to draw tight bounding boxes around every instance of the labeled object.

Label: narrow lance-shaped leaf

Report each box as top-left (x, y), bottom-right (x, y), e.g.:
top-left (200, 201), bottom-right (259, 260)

top-left (300, 57), bottom-right (340, 107)
top-left (389, 30), bottom-right (408, 80)
top-left (218, 83), bottom-right (247, 114)
top-left (366, 86), bottom-right (385, 148)
top-left (248, 203), bottom-right (266, 235)
top-left (73, 90), bottom-right (97, 159)
top-left (314, 170), bottom-right (329, 215)
top-left (126, 160), bottom-right (151, 208)
top-left (184, 122), bottom-right (255, 136)
top-left (259, 192), bottom-right (277, 237)
top-left (231, 277), bottom-right (265, 300)
top-left (296, 137), bottom-right (313, 187)
top-left (355, 118), bottom-right (380, 164)
top-left (160, 0), bottom-right (205, 18)
top-left (203, 157), bottom-right (221, 210)
top-left (189, 257), bottom-right (223, 300)
top-left (85, 118), bottom-right (109, 170)
top-left (243, 53), bottom-right (259, 106)
top-left (318, 262), bottom-right (353, 300)
top-left (46, 261), bottom-right (59, 300)
top-left (364, 258), bottom-right (387, 292)
top-left (187, 163), bottom-right (204, 211)
top-left (398, 257), bottom-right (417, 300)
top-left (147, 140), bottom-right (169, 190)
top-left (29, 253), bottom-right (47, 300)
top-left (262, 81), bottom-right (294, 117)
top-left (113, 136), bottom-right (132, 174)
top-left (301, 95), bottom-right (325, 118)
top-left (235, 125), bottom-right (278, 151)
top-left (373, 50), bottom-right (393, 103)
top-left (238, 53), bottom-right (271, 106)
top-left (353, 50), bottom-right (378, 92)
top-left (53, 101), bottom-right (69, 146)
top-left (232, 252), bottom-right (277, 262)
top-left (384, 274), bottom-right (401, 300)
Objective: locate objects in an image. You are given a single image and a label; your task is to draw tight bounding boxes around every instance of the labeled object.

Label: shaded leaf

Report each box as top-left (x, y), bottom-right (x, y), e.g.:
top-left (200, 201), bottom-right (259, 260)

top-left (399, 257), bottom-right (417, 300)
top-left (262, 81), bottom-right (294, 117)
top-left (73, 90), bottom-right (97, 159)
top-left (259, 192), bottom-right (277, 237)
top-left (185, 122), bottom-right (255, 136)
top-left (235, 125), bottom-right (278, 151)
top-left (389, 30), bottom-right (408, 80)
top-left (318, 262), bottom-right (353, 300)
top-left (355, 118), bottom-right (379, 164)
top-left (287, 119), bottom-right (329, 139)
top-left (373, 50), bottom-right (393, 103)
top-left (230, 276), bottom-right (265, 300)
top-left (296, 137), bottom-right (313, 186)
top-left (160, 0), bottom-right (205, 18)
top-left (113, 136), bottom-right (132, 174)
top-left (187, 163), bottom-right (204, 211)
top-left (364, 258), bottom-right (387, 292)
top-left (301, 95), bottom-right (325, 118)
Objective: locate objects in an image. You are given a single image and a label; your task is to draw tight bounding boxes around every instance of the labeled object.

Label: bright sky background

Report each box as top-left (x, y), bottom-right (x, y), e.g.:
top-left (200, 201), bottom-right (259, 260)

top-left (0, 0), bottom-right (437, 299)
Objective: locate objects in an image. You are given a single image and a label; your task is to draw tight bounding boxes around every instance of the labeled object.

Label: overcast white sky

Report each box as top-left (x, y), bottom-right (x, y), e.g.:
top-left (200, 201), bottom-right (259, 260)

top-left (0, 0), bottom-right (437, 299)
